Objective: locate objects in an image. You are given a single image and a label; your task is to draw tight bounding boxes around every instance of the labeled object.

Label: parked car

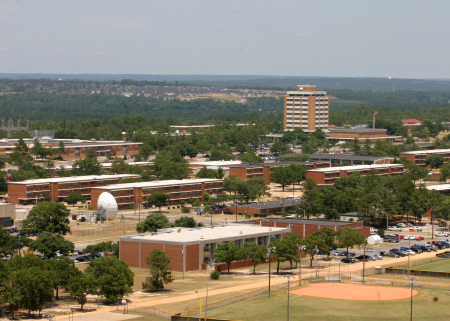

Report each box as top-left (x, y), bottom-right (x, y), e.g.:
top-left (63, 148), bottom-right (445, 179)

top-left (397, 223), bottom-right (406, 228)
top-left (410, 247), bottom-right (423, 254)
top-left (396, 235), bottom-right (405, 239)
top-left (392, 251), bottom-right (406, 257)
top-left (389, 248), bottom-right (401, 252)
top-left (339, 252), bottom-right (356, 257)
top-left (333, 251), bottom-right (343, 256)
top-left (435, 232), bottom-right (449, 237)
top-left (389, 239), bottom-right (400, 243)
top-left (387, 227), bottom-right (403, 231)
top-left (355, 255), bottom-right (371, 261)
top-left (341, 257), bottom-right (357, 263)
top-left (375, 255), bottom-right (384, 260)
top-left (409, 235), bottom-right (417, 240)
top-left (399, 247), bottom-right (409, 251)
top-left (404, 250), bottom-right (416, 256)
top-left (69, 258), bottom-right (79, 263)
top-left (403, 235), bottom-right (411, 240)
top-left (410, 227), bottom-right (423, 232)
top-left (385, 253), bottom-right (400, 258)
top-left (416, 236), bottom-right (425, 241)
top-left (437, 251), bottom-right (450, 257)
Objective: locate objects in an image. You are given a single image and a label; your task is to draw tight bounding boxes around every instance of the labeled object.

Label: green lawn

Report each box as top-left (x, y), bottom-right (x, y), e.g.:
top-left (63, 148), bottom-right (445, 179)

top-left (201, 286), bottom-right (450, 321)
top-left (413, 258), bottom-right (450, 272)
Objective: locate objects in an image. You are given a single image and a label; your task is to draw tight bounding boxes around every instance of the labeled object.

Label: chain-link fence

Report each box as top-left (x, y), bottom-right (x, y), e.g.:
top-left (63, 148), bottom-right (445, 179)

top-left (71, 222), bottom-right (138, 237)
top-left (385, 256), bottom-right (450, 278)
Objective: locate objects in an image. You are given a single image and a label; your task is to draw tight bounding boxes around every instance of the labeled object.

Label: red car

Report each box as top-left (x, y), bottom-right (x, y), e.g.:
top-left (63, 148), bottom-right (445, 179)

top-left (416, 236), bottom-right (425, 241)
top-left (396, 235), bottom-right (404, 239)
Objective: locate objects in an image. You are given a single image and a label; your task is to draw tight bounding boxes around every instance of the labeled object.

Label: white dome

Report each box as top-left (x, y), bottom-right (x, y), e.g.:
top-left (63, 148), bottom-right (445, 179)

top-left (97, 192), bottom-right (118, 221)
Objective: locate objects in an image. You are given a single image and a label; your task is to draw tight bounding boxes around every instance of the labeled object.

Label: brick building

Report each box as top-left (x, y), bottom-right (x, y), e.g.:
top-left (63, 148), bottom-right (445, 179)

top-left (258, 218), bottom-right (370, 239)
top-left (0, 138), bottom-right (143, 159)
top-left (306, 164), bottom-right (405, 187)
top-left (327, 128), bottom-right (402, 143)
top-left (399, 149), bottom-right (450, 167)
top-left (229, 198), bottom-right (302, 216)
top-left (281, 153), bottom-right (394, 166)
top-left (229, 161), bottom-right (330, 184)
top-left (7, 174), bottom-right (140, 205)
top-left (119, 224), bottom-right (290, 271)
top-left (402, 119), bottom-right (421, 131)
top-left (90, 179), bottom-right (224, 210)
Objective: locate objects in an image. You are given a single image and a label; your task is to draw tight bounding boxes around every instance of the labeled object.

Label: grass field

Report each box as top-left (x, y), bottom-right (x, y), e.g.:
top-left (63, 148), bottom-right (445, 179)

top-left (201, 286), bottom-right (450, 321)
top-left (413, 258), bottom-right (450, 272)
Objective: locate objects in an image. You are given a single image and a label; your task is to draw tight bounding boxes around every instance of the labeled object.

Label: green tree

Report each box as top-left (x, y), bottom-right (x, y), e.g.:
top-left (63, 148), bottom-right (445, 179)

top-left (303, 233), bottom-right (327, 267)
top-left (214, 242), bottom-right (240, 274)
top-left (136, 212), bottom-right (173, 233)
top-left (196, 166), bottom-right (220, 179)
top-left (146, 192), bottom-right (171, 214)
top-left (14, 266), bottom-right (54, 316)
top-left (85, 256), bottom-right (134, 303)
top-left (110, 157), bottom-right (130, 174)
top-left (425, 155), bottom-right (444, 169)
top-left (152, 151), bottom-right (192, 179)
top-left (14, 138), bottom-right (28, 154)
top-left (270, 166), bottom-right (294, 192)
top-left (423, 127), bottom-right (430, 142)
top-left (48, 256), bottom-right (82, 299)
top-left (69, 274), bottom-right (95, 310)
top-left (142, 249), bottom-right (174, 291)
top-left (196, 140), bottom-right (211, 155)
top-left (270, 141), bottom-right (288, 154)
top-left (336, 226), bottom-right (366, 258)
top-left (239, 242), bottom-right (267, 274)
top-left (139, 143), bottom-right (153, 160)
top-left (174, 216), bottom-right (202, 228)
top-left (72, 148), bottom-right (102, 176)
top-left (297, 178), bottom-right (322, 218)
top-left (312, 227), bottom-right (336, 258)
top-left (238, 152), bottom-right (263, 164)
top-left (29, 232), bottom-right (75, 258)
top-left (58, 141), bottom-right (67, 159)
top-left (65, 192), bottom-right (84, 207)
top-left (439, 164), bottom-right (450, 182)
top-left (192, 198), bottom-right (201, 208)
top-left (21, 201), bottom-right (71, 235)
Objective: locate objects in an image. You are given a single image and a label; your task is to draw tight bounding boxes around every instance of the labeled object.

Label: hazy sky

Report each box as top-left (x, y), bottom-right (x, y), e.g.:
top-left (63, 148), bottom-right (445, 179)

top-left (1, 0), bottom-right (449, 78)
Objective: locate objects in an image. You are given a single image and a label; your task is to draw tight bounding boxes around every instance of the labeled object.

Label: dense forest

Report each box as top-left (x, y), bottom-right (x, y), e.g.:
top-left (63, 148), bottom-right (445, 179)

top-left (2, 74), bottom-right (450, 91)
top-left (0, 92), bottom-right (283, 124)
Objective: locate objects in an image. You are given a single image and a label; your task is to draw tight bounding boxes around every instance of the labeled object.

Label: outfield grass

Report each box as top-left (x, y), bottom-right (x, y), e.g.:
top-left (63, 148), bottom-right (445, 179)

top-left (201, 286), bottom-right (450, 321)
top-left (413, 258), bottom-right (450, 272)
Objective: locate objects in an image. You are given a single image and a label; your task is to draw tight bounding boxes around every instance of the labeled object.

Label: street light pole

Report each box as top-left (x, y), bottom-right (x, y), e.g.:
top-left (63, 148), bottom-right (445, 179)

top-left (283, 275), bottom-right (295, 321)
top-left (268, 246), bottom-right (275, 298)
top-left (406, 277), bottom-right (418, 321)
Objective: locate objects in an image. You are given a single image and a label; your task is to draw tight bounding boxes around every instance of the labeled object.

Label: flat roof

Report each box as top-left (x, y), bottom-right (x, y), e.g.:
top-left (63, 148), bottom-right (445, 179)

top-left (190, 161), bottom-right (241, 166)
top-left (241, 199), bottom-right (302, 209)
top-left (400, 149), bottom-right (450, 155)
top-left (261, 218), bottom-right (356, 227)
top-left (281, 153), bottom-right (394, 161)
top-left (426, 184), bottom-right (450, 191)
top-left (307, 164), bottom-right (403, 172)
top-left (8, 174), bottom-right (140, 185)
top-left (329, 128), bottom-right (386, 133)
top-left (51, 161), bottom-right (153, 170)
top-left (91, 178), bottom-right (223, 190)
top-left (121, 224), bottom-right (290, 243)
top-left (236, 161), bottom-right (328, 168)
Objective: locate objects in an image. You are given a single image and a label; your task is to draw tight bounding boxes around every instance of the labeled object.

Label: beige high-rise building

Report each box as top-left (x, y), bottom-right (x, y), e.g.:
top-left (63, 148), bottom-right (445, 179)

top-left (284, 85), bottom-right (329, 132)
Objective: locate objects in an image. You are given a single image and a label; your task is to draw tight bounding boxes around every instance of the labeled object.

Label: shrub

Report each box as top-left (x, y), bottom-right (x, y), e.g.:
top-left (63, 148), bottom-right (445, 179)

top-left (181, 207), bottom-right (190, 213)
top-left (177, 206), bottom-right (180, 209)
top-left (210, 270), bottom-right (220, 280)
top-left (223, 210), bottom-right (234, 215)
top-left (349, 218), bottom-right (354, 222)
top-left (238, 212), bottom-right (242, 215)
top-left (287, 210), bottom-right (295, 214)
top-left (254, 213), bottom-right (267, 218)
top-left (276, 212), bottom-right (282, 216)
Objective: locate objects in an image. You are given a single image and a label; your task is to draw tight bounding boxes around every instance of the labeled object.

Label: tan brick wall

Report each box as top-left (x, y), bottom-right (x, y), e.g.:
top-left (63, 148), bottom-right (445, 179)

top-left (140, 243), bottom-right (164, 268)
top-left (120, 241), bottom-right (140, 268)
top-left (165, 244), bottom-right (184, 272)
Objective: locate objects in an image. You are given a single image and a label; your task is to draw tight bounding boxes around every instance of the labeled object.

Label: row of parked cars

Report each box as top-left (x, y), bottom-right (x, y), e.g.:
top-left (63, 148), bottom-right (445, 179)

top-left (70, 252), bottom-right (104, 263)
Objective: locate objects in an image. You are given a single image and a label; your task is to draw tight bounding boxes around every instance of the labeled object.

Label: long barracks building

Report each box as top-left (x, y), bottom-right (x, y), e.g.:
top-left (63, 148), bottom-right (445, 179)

top-left (399, 149), bottom-right (450, 167)
top-left (7, 174), bottom-right (140, 205)
top-left (229, 161), bottom-right (330, 184)
top-left (306, 164), bottom-right (405, 187)
top-left (90, 179), bottom-right (224, 210)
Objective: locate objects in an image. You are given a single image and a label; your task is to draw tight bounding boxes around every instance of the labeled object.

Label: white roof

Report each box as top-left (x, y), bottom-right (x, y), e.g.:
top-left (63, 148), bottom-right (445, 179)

top-left (308, 164), bottom-right (403, 172)
top-left (9, 174), bottom-right (140, 185)
top-left (426, 184), bottom-right (450, 191)
top-left (400, 149), bottom-right (450, 155)
top-left (91, 178), bottom-right (223, 190)
top-left (190, 161), bottom-right (241, 166)
top-left (51, 161), bottom-right (153, 170)
top-left (122, 224), bottom-right (290, 243)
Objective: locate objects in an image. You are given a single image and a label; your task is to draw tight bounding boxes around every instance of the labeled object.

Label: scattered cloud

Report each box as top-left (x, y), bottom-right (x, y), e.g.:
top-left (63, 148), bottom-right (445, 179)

top-left (295, 32), bottom-right (313, 37)
top-left (283, 26), bottom-right (290, 31)
top-left (0, 46), bottom-right (6, 51)
top-left (50, 48), bottom-right (63, 52)
top-left (214, 23), bottom-right (221, 27)
top-left (212, 9), bottom-right (241, 14)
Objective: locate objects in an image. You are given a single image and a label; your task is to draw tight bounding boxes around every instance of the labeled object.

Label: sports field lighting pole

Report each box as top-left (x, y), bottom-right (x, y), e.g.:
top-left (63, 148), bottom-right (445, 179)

top-left (204, 277), bottom-right (209, 321)
top-left (283, 275), bottom-right (295, 321)
top-left (268, 246), bottom-right (275, 298)
top-left (298, 246), bottom-right (303, 285)
top-left (406, 277), bottom-right (418, 321)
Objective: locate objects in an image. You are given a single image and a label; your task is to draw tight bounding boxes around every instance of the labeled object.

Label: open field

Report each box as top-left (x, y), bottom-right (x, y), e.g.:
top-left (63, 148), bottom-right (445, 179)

top-left (412, 258), bottom-right (450, 272)
top-left (201, 285), bottom-right (450, 321)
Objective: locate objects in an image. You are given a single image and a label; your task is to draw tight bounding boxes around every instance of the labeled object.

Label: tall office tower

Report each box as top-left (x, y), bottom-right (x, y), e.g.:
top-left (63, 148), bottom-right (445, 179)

top-left (284, 85), bottom-right (329, 132)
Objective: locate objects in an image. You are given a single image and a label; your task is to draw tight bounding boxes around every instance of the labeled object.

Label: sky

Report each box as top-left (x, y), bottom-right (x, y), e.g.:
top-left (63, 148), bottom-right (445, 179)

top-left (0, 0), bottom-right (449, 78)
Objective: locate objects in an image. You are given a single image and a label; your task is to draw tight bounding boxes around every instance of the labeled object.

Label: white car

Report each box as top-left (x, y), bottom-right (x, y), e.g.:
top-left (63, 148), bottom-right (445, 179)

top-left (404, 250), bottom-right (416, 256)
top-left (403, 235), bottom-right (410, 240)
top-left (387, 227), bottom-right (403, 231)
top-left (409, 235), bottom-right (417, 240)
top-left (435, 232), bottom-right (449, 237)
top-left (410, 227), bottom-right (423, 232)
